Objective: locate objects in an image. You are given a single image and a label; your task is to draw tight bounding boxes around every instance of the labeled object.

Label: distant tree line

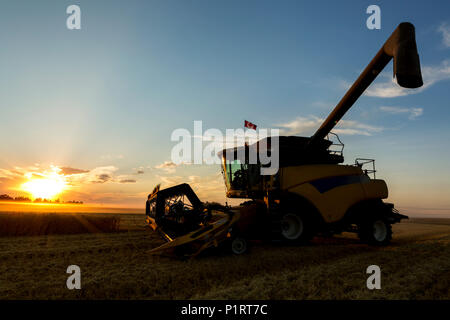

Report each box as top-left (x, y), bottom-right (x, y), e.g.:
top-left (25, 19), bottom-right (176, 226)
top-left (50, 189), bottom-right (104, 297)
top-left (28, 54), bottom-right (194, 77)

top-left (0, 194), bottom-right (83, 204)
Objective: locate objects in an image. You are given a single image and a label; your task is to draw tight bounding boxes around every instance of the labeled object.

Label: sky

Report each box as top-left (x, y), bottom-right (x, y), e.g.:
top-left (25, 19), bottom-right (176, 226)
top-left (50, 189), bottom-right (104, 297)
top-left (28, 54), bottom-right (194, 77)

top-left (0, 0), bottom-right (450, 214)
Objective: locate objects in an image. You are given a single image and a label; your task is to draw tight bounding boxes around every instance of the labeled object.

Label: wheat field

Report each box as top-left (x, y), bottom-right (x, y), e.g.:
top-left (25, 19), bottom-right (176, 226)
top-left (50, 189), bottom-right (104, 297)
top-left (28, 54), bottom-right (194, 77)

top-left (0, 213), bottom-right (449, 300)
top-left (0, 212), bottom-right (120, 236)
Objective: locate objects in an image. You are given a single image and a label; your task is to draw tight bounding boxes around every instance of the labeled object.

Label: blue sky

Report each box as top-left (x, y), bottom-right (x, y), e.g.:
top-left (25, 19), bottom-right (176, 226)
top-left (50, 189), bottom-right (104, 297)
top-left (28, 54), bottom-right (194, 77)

top-left (0, 1), bottom-right (449, 213)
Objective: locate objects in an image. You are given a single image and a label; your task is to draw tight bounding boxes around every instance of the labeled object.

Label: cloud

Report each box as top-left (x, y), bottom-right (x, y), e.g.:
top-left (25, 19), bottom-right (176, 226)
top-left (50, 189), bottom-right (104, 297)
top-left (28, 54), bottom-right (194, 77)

top-left (334, 120), bottom-right (383, 136)
top-left (276, 116), bottom-right (322, 135)
top-left (93, 174), bottom-right (111, 183)
top-left (438, 23), bottom-right (450, 47)
top-left (0, 166), bottom-right (59, 192)
top-left (365, 59), bottom-right (450, 98)
top-left (81, 167), bottom-right (137, 184)
top-left (365, 77), bottom-right (408, 98)
top-left (87, 166), bottom-right (117, 184)
top-left (156, 175), bottom-right (184, 186)
top-left (155, 161), bottom-right (179, 173)
top-left (188, 175), bottom-right (201, 183)
top-left (118, 179), bottom-right (136, 183)
top-left (67, 166), bottom-right (118, 185)
top-left (59, 167), bottom-right (89, 175)
top-left (115, 174), bottom-right (138, 184)
top-left (0, 168), bottom-right (22, 180)
top-left (379, 106), bottom-right (423, 119)
top-left (276, 116), bottom-right (383, 136)
top-left (132, 167), bottom-right (145, 175)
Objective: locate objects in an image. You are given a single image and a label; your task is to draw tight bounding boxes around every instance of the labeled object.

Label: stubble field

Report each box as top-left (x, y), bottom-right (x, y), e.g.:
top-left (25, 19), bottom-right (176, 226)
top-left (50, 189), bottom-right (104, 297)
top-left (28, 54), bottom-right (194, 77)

top-left (0, 212), bottom-right (449, 300)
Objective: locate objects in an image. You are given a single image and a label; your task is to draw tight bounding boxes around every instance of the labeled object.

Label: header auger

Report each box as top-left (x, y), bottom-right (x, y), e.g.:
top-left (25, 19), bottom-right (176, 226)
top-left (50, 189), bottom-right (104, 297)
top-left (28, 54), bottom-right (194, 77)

top-left (146, 22), bottom-right (423, 258)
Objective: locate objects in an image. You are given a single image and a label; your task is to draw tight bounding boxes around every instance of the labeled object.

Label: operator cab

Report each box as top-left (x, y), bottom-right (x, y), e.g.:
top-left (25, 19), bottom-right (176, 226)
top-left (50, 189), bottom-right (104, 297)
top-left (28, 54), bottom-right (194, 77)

top-left (222, 159), bottom-right (262, 198)
top-left (219, 135), bottom-right (344, 198)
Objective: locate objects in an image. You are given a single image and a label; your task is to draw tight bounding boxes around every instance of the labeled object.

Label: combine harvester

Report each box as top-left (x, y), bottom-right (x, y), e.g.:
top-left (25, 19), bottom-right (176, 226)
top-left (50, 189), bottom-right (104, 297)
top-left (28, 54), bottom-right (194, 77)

top-left (146, 22), bottom-right (423, 258)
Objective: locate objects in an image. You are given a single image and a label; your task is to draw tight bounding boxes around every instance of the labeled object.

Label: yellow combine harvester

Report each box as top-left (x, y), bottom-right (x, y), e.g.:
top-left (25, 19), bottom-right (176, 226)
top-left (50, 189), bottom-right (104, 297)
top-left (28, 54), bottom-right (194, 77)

top-left (146, 22), bottom-right (423, 257)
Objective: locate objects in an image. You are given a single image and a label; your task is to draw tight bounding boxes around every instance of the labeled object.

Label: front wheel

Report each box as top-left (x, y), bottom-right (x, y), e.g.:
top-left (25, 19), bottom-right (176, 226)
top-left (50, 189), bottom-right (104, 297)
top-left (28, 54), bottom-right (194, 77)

top-left (358, 218), bottom-right (392, 246)
top-left (280, 212), bottom-right (314, 244)
top-left (230, 236), bottom-right (248, 255)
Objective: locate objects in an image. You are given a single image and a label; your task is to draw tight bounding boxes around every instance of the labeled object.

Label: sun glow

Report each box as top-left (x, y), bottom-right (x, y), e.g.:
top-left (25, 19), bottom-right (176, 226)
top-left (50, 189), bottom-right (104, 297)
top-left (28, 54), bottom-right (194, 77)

top-left (21, 167), bottom-right (67, 200)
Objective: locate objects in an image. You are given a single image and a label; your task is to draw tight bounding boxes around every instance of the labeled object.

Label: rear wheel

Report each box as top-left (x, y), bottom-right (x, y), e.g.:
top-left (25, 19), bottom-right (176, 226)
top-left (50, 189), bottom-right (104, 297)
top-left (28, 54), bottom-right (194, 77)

top-left (358, 217), bottom-right (392, 246)
top-left (280, 212), bottom-right (314, 244)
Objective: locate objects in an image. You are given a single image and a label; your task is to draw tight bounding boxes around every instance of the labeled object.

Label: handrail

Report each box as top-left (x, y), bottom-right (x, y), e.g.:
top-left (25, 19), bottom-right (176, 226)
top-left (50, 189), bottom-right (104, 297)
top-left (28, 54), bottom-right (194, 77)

top-left (326, 132), bottom-right (344, 156)
top-left (355, 158), bottom-right (376, 179)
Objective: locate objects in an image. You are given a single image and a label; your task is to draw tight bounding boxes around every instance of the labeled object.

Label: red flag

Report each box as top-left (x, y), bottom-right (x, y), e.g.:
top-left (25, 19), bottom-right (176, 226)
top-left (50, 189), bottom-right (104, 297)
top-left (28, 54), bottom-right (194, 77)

top-left (244, 120), bottom-right (257, 130)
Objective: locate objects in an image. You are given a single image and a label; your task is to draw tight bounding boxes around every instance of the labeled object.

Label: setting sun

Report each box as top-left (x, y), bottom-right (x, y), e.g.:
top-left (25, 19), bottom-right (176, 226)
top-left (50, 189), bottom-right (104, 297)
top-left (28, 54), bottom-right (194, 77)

top-left (21, 168), bottom-right (67, 200)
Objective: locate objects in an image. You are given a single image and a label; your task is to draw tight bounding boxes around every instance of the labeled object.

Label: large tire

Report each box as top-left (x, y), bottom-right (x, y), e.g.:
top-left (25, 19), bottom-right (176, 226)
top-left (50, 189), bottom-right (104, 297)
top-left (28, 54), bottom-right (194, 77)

top-left (230, 236), bottom-right (248, 255)
top-left (358, 217), bottom-right (392, 246)
top-left (280, 212), bottom-right (315, 244)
